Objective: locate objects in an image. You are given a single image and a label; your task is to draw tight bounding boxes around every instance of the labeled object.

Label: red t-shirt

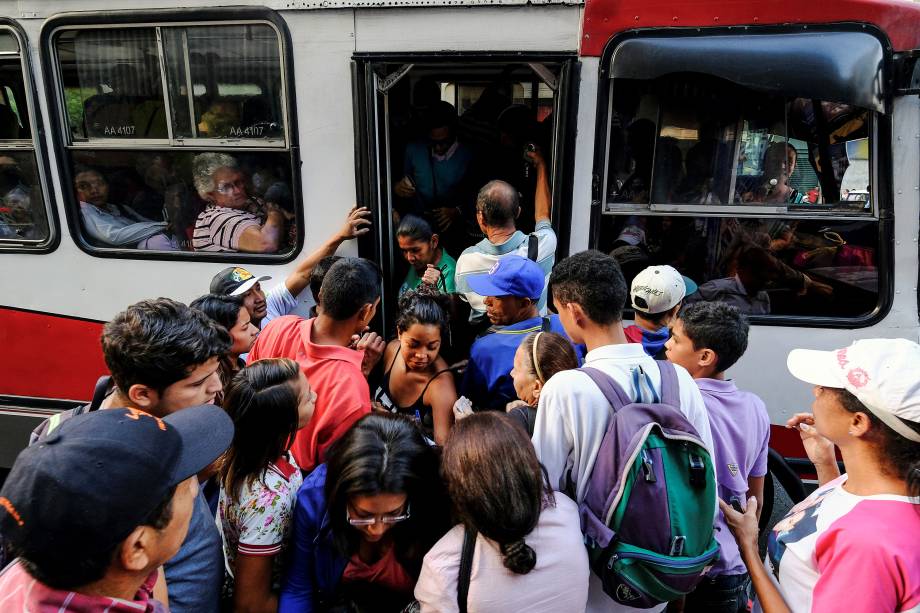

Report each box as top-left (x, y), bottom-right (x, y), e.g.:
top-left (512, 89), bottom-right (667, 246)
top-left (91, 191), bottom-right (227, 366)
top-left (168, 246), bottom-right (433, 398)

top-left (248, 316), bottom-right (370, 471)
top-left (342, 543), bottom-right (414, 595)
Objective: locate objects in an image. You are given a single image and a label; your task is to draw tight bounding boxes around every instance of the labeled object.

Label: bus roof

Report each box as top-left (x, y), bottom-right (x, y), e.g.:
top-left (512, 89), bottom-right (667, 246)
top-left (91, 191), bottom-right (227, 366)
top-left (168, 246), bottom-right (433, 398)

top-left (581, 0), bottom-right (920, 56)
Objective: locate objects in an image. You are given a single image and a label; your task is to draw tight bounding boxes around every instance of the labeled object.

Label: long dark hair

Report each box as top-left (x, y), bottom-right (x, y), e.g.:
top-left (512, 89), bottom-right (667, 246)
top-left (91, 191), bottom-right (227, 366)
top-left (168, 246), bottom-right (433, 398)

top-left (220, 358), bottom-right (301, 502)
top-left (190, 293), bottom-right (242, 331)
top-left (324, 413), bottom-right (447, 575)
top-left (835, 388), bottom-right (920, 499)
top-left (442, 412), bottom-right (555, 574)
top-left (190, 293), bottom-right (245, 398)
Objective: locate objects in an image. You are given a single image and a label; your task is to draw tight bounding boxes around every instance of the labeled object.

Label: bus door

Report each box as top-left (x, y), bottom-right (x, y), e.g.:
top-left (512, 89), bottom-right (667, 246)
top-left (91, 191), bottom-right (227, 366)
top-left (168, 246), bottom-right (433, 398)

top-left (352, 55), bottom-right (579, 334)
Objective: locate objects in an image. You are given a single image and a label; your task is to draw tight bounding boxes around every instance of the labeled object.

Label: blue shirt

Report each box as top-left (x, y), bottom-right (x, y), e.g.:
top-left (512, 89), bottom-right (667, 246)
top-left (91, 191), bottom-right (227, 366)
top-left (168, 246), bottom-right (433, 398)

top-left (455, 220), bottom-right (557, 320)
top-left (163, 490), bottom-right (223, 613)
top-left (461, 314), bottom-right (584, 411)
top-left (403, 141), bottom-right (474, 213)
top-left (279, 464), bottom-right (347, 613)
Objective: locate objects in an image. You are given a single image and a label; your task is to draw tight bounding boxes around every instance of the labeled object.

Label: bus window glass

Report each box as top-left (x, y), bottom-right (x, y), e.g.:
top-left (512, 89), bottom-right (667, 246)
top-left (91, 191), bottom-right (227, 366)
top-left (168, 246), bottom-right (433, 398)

top-left (0, 31), bottom-right (17, 53)
top-left (174, 24), bottom-right (283, 140)
top-left (51, 19), bottom-right (296, 257)
top-left (604, 214), bottom-right (879, 319)
top-left (606, 76), bottom-right (872, 212)
top-left (56, 29), bottom-right (168, 140)
top-left (0, 151), bottom-right (47, 241)
top-left (0, 28), bottom-right (50, 247)
top-left (600, 74), bottom-right (879, 320)
top-left (70, 149), bottom-right (295, 252)
top-left (0, 59), bottom-right (29, 138)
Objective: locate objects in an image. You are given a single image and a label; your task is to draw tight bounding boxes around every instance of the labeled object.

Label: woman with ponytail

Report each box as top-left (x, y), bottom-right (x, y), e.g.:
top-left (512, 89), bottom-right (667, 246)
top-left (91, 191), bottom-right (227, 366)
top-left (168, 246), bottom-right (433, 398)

top-left (721, 339), bottom-right (920, 613)
top-left (374, 285), bottom-right (457, 445)
top-left (415, 412), bottom-right (589, 612)
top-left (507, 330), bottom-right (579, 436)
top-left (218, 358), bottom-right (317, 612)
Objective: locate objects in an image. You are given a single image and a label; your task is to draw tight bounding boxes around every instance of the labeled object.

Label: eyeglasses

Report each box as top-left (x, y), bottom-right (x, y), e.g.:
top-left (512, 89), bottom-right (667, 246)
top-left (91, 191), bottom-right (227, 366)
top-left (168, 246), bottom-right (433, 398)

top-left (215, 178), bottom-right (246, 194)
top-left (346, 502), bottom-right (411, 526)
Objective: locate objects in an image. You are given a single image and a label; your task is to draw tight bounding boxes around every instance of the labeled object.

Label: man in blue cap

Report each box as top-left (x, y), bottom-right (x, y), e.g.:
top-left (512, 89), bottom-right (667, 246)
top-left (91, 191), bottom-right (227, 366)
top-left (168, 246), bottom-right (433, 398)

top-left (0, 405), bottom-right (233, 612)
top-left (460, 255), bottom-right (583, 411)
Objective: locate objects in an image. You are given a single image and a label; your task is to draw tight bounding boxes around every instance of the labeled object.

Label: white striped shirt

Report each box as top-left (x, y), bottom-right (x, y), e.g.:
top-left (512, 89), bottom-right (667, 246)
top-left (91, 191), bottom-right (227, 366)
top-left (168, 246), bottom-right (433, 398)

top-left (193, 205), bottom-right (262, 252)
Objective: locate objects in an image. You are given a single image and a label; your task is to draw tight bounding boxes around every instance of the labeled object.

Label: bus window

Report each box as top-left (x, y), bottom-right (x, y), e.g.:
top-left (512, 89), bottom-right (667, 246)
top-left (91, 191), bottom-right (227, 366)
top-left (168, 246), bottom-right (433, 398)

top-left (599, 73), bottom-right (879, 321)
top-left (163, 25), bottom-right (284, 141)
top-left (56, 29), bottom-right (167, 140)
top-left (0, 26), bottom-right (52, 249)
top-left (48, 17), bottom-right (297, 257)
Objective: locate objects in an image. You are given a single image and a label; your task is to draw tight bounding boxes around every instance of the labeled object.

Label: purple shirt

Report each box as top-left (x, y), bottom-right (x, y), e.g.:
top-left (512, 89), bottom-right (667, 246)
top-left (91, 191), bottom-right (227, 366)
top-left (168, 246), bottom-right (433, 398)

top-left (696, 378), bottom-right (770, 576)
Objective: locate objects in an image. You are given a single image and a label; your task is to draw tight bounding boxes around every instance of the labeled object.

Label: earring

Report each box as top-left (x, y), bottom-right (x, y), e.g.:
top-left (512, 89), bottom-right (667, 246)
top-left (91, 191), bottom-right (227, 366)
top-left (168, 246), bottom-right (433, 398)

top-left (848, 429), bottom-right (857, 436)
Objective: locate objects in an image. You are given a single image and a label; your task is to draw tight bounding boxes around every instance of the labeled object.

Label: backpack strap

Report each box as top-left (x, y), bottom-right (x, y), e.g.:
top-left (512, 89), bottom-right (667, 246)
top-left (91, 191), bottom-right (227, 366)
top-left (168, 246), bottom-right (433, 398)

top-left (580, 367), bottom-right (633, 411)
top-left (527, 233), bottom-right (539, 262)
top-left (88, 375), bottom-right (113, 412)
top-left (654, 360), bottom-right (682, 409)
top-left (457, 526), bottom-right (477, 613)
top-left (541, 316), bottom-right (551, 332)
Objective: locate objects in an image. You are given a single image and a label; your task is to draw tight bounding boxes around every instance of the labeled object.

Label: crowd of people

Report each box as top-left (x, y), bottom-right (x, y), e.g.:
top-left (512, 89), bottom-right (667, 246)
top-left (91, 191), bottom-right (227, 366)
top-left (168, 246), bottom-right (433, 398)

top-left (1, 162), bottom-right (919, 612)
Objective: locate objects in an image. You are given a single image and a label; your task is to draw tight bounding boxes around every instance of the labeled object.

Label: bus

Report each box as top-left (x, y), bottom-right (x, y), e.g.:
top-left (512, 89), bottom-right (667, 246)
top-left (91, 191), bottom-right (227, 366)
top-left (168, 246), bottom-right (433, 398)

top-left (2, 0), bottom-right (919, 515)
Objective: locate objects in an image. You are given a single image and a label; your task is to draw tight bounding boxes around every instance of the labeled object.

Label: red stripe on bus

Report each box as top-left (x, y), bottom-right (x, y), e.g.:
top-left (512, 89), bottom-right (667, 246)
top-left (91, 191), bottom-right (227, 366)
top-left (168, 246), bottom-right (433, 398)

top-left (0, 307), bottom-right (106, 401)
top-left (770, 423), bottom-right (807, 460)
top-left (581, 0), bottom-right (920, 56)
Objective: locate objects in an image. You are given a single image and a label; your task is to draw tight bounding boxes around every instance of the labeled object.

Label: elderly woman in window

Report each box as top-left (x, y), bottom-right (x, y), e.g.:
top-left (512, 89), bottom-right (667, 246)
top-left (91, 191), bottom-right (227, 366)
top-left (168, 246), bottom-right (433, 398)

top-left (192, 152), bottom-right (292, 253)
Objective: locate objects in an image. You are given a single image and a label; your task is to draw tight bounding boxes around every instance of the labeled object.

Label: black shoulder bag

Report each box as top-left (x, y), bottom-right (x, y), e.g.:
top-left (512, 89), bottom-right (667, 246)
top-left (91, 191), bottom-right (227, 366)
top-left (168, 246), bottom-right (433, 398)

top-left (457, 527), bottom-right (477, 613)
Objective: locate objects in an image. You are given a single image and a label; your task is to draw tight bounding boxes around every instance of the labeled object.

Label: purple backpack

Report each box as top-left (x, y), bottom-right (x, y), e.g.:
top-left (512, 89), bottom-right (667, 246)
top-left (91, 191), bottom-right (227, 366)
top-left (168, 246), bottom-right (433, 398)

top-left (579, 361), bottom-right (719, 608)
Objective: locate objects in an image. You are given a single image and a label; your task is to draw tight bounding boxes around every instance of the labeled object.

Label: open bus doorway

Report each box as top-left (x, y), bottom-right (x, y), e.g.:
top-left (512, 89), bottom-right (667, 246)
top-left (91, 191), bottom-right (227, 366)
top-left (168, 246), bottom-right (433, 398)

top-left (352, 55), bottom-right (578, 345)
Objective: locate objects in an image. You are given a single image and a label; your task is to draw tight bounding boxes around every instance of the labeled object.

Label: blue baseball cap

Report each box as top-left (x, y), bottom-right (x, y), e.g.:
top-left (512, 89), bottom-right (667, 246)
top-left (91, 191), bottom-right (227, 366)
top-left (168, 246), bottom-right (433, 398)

top-left (0, 405), bottom-right (233, 558)
top-left (467, 255), bottom-right (544, 300)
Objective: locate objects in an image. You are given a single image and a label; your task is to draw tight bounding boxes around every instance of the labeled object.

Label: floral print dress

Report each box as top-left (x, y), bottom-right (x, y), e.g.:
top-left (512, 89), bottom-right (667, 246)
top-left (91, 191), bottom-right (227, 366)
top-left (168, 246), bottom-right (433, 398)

top-left (217, 453), bottom-right (304, 600)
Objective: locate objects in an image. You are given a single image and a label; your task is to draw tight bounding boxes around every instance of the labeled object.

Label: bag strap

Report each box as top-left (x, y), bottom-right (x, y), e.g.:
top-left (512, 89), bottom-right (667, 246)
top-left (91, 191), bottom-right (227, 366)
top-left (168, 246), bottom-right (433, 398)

top-left (88, 375), bottom-right (113, 412)
top-left (527, 233), bottom-right (539, 262)
top-left (582, 363), bottom-right (682, 410)
top-left (540, 316), bottom-right (551, 332)
top-left (457, 526), bottom-right (477, 613)
top-left (580, 366), bottom-right (632, 411)
top-left (654, 360), bottom-right (681, 409)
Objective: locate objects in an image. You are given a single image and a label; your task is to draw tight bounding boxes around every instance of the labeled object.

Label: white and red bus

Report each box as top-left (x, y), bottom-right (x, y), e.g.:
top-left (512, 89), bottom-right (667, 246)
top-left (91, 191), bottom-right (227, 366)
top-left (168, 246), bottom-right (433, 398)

top-left (2, 0), bottom-right (919, 510)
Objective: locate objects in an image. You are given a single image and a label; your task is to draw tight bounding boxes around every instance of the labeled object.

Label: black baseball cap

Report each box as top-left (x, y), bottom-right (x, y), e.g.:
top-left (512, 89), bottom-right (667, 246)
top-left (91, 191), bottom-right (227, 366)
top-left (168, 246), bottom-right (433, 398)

top-left (210, 266), bottom-right (271, 297)
top-left (0, 406), bottom-right (233, 558)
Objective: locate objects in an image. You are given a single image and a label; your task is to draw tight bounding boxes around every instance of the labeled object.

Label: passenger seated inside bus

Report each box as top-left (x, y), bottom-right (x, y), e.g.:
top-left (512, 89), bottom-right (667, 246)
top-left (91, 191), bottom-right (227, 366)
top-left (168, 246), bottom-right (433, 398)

top-left (738, 142), bottom-right (808, 204)
top-left (82, 64), bottom-right (167, 139)
top-left (197, 100), bottom-right (241, 138)
top-left (689, 244), bottom-right (779, 315)
top-left (74, 167), bottom-right (176, 250)
top-left (192, 152), bottom-right (294, 253)
top-left (0, 156), bottom-right (40, 240)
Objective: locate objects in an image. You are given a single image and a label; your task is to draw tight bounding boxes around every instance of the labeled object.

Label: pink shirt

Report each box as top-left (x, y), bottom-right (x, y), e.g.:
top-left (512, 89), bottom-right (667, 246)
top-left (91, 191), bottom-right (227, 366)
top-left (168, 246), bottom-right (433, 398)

top-left (0, 561), bottom-right (166, 612)
top-left (248, 316), bottom-right (370, 471)
top-left (762, 474), bottom-right (920, 612)
top-left (415, 494), bottom-right (589, 613)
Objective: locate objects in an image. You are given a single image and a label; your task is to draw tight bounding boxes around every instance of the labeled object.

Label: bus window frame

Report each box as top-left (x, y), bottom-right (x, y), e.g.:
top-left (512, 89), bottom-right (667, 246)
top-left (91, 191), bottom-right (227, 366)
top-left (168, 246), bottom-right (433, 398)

top-left (0, 19), bottom-right (60, 254)
top-left (590, 23), bottom-right (895, 329)
top-left (39, 8), bottom-right (303, 263)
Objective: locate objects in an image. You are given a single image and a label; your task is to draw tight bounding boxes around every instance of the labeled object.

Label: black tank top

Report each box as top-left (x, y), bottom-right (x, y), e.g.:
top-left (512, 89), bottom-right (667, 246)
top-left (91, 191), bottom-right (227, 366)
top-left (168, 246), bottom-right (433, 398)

top-left (374, 346), bottom-right (450, 440)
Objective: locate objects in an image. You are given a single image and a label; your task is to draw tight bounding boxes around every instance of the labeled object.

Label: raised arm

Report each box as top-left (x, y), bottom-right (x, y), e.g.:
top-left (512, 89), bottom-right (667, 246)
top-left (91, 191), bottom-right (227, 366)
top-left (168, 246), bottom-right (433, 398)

top-left (527, 147), bottom-right (552, 223)
top-left (284, 206), bottom-right (372, 297)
